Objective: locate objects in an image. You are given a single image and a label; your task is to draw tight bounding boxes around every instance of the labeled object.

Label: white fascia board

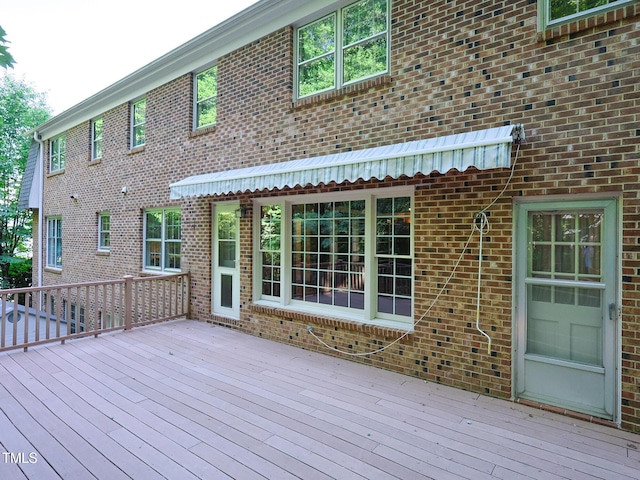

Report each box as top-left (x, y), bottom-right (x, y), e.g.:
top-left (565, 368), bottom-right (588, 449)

top-left (37, 0), bottom-right (344, 140)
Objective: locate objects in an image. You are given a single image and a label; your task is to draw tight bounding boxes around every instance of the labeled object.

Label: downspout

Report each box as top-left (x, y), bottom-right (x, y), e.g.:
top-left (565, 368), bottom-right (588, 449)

top-left (33, 132), bottom-right (44, 289)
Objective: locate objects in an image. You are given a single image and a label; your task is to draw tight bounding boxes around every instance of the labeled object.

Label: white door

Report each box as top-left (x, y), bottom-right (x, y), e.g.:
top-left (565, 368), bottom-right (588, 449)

top-left (515, 198), bottom-right (618, 420)
top-left (213, 204), bottom-right (240, 318)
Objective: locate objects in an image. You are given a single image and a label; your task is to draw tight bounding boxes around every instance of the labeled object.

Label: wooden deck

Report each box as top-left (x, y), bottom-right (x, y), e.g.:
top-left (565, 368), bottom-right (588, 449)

top-left (0, 319), bottom-right (638, 479)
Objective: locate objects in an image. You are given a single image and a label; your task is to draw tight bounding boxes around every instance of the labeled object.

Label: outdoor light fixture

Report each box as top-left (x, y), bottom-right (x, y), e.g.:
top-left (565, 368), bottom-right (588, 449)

top-left (235, 205), bottom-right (249, 218)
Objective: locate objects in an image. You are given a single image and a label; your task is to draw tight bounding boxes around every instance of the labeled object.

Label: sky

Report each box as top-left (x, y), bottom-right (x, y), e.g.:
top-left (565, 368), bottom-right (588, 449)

top-left (2, 0), bottom-right (260, 115)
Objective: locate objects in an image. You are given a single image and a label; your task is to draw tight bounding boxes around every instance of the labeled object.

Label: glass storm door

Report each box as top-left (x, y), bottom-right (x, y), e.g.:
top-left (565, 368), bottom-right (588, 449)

top-left (213, 204), bottom-right (240, 318)
top-left (515, 199), bottom-right (618, 420)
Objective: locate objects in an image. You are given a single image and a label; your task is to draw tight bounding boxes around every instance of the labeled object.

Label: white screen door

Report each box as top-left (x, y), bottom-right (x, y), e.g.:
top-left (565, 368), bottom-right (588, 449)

top-left (213, 204), bottom-right (240, 318)
top-left (515, 198), bottom-right (618, 420)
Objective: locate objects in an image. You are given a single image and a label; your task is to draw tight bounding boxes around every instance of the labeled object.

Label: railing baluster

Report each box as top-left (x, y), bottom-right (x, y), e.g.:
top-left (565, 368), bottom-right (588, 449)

top-left (0, 273), bottom-right (189, 352)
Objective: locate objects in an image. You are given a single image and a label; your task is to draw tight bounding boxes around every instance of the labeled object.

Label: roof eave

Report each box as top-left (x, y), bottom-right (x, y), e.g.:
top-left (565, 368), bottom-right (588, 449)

top-left (35, 0), bottom-right (335, 139)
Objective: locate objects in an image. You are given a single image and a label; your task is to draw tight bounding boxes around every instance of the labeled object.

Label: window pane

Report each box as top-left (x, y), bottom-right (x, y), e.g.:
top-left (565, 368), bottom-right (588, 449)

top-left (343, 36), bottom-right (387, 84)
top-left (146, 240), bottom-right (161, 267)
top-left (146, 212), bottom-right (162, 239)
top-left (343, 0), bottom-right (387, 46)
top-left (290, 200), bottom-right (365, 310)
top-left (298, 15), bottom-right (335, 63)
top-left (298, 55), bottom-right (335, 97)
top-left (165, 242), bottom-right (181, 269)
top-left (196, 66), bottom-right (217, 128)
top-left (165, 211), bottom-right (181, 240)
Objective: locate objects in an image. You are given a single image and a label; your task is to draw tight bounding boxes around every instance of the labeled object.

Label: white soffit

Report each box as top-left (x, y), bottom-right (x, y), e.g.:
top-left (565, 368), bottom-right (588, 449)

top-left (169, 124), bottom-right (524, 199)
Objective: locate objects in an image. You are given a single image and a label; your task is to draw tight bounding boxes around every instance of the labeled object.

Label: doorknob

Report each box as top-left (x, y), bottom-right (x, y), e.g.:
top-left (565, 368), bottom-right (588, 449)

top-left (609, 302), bottom-right (617, 321)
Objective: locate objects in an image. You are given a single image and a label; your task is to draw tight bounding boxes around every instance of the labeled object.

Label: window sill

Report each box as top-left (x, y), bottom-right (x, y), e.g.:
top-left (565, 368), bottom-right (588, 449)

top-left (537, 3), bottom-right (639, 42)
top-left (47, 169), bottom-right (65, 178)
top-left (189, 124), bottom-right (217, 138)
top-left (139, 269), bottom-right (182, 277)
top-left (128, 145), bottom-right (145, 155)
top-left (89, 159), bottom-right (102, 166)
top-left (250, 303), bottom-right (414, 337)
top-left (292, 75), bottom-right (392, 110)
top-left (44, 267), bottom-right (62, 274)
top-left (96, 250), bottom-right (110, 256)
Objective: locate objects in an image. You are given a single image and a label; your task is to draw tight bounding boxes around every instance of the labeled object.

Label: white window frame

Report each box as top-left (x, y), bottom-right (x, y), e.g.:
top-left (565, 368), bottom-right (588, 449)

top-left (253, 187), bottom-right (414, 327)
top-left (46, 216), bottom-right (62, 269)
top-left (98, 212), bottom-right (110, 251)
top-left (91, 117), bottom-right (103, 160)
top-left (131, 97), bottom-right (146, 148)
top-left (194, 65), bottom-right (218, 130)
top-left (539, 0), bottom-right (634, 30)
top-left (294, 0), bottom-right (390, 100)
top-left (49, 135), bottom-right (66, 172)
top-left (143, 208), bottom-right (181, 273)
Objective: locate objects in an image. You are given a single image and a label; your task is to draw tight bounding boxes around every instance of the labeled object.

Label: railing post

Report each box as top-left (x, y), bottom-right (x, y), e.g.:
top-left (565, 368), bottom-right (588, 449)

top-left (124, 275), bottom-right (133, 331)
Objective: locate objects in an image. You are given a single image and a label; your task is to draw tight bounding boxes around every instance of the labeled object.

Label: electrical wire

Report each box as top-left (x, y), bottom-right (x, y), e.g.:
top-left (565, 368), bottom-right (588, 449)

top-left (307, 136), bottom-right (523, 356)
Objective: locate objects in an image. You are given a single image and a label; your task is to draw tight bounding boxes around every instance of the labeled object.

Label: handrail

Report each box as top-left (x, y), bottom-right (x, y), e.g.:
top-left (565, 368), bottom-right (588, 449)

top-left (0, 272), bottom-right (190, 353)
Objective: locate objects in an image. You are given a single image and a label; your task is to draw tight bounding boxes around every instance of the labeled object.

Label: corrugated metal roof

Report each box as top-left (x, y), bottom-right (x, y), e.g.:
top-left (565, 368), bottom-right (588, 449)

top-left (170, 124), bottom-right (523, 199)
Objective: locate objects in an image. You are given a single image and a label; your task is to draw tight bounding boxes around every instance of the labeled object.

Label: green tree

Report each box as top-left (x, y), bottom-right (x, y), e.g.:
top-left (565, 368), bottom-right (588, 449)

top-left (0, 26), bottom-right (15, 69)
top-left (0, 74), bottom-right (50, 288)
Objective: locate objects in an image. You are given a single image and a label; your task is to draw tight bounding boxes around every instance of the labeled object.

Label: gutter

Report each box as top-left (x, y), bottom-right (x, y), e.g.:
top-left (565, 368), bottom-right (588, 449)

top-left (33, 131), bottom-right (44, 289)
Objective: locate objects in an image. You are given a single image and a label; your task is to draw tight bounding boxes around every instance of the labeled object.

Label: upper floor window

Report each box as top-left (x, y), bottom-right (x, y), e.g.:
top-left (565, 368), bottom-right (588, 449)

top-left (91, 117), bottom-right (103, 160)
top-left (144, 208), bottom-right (181, 272)
top-left (47, 217), bottom-right (62, 268)
top-left (50, 135), bottom-right (66, 172)
top-left (541, 0), bottom-right (633, 28)
top-left (295, 0), bottom-right (389, 99)
top-left (195, 66), bottom-right (217, 129)
top-left (131, 98), bottom-right (146, 148)
top-left (98, 212), bottom-right (110, 251)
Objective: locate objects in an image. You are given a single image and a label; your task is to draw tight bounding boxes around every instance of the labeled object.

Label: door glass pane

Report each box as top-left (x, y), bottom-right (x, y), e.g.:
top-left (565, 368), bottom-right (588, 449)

top-left (526, 209), bottom-right (605, 367)
top-left (218, 242), bottom-right (235, 268)
top-left (218, 211), bottom-right (237, 268)
top-left (221, 274), bottom-right (233, 308)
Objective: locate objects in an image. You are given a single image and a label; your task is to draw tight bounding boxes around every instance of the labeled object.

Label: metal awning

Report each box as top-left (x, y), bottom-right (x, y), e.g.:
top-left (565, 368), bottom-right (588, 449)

top-left (169, 124), bottom-right (524, 199)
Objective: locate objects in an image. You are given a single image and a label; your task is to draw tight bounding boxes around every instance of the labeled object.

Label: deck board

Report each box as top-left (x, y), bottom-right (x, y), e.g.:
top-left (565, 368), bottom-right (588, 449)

top-left (1, 319), bottom-right (639, 479)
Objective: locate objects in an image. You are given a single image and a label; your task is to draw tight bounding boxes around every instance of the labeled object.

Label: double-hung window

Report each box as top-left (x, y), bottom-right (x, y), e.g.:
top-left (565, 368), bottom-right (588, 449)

top-left (296, 0), bottom-right (389, 99)
top-left (255, 188), bottom-right (413, 326)
top-left (540, 0), bottom-right (633, 29)
top-left (144, 209), bottom-right (181, 272)
top-left (98, 213), bottom-right (110, 251)
top-left (50, 135), bottom-right (66, 172)
top-left (91, 117), bottom-right (103, 160)
top-left (47, 217), bottom-right (62, 268)
top-left (195, 66), bottom-right (218, 129)
top-left (131, 98), bottom-right (146, 148)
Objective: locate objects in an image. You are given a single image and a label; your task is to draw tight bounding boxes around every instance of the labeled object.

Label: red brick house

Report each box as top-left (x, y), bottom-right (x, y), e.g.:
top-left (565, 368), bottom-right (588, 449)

top-left (20, 0), bottom-right (640, 431)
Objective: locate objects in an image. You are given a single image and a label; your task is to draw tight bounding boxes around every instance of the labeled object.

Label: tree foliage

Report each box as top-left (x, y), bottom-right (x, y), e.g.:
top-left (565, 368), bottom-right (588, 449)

top-left (0, 26), bottom-right (15, 69)
top-left (297, 0), bottom-right (388, 97)
top-left (0, 74), bottom-right (50, 287)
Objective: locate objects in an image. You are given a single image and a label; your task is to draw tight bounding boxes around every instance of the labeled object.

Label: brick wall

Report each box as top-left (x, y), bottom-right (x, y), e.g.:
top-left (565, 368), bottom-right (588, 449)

top-left (39, 0), bottom-right (640, 430)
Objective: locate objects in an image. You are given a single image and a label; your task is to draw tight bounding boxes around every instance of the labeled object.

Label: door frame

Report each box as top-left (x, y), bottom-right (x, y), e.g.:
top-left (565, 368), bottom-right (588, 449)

top-left (512, 193), bottom-right (621, 424)
top-left (212, 202), bottom-right (240, 319)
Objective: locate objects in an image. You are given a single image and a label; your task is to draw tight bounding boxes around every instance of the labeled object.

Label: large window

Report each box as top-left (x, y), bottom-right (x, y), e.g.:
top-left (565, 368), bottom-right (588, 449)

top-left (49, 135), bottom-right (66, 172)
top-left (131, 98), bottom-right (146, 148)
top-left (91, 117), bottom-right (103, 160)
top-left (296, 0), bottom-right (389, 99)
top-left (98, 213), bottom-right (110, 251)
top-left (256, 189), bottom-right (413, 325)
top-left (144, 209), bottom-right (181, 271)
top-left (195, 66), bottom-right (217, 129)
top-left (47, 217), bottom-right (62, 268)
top-left (541, 0), bottom-right (633, 28)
